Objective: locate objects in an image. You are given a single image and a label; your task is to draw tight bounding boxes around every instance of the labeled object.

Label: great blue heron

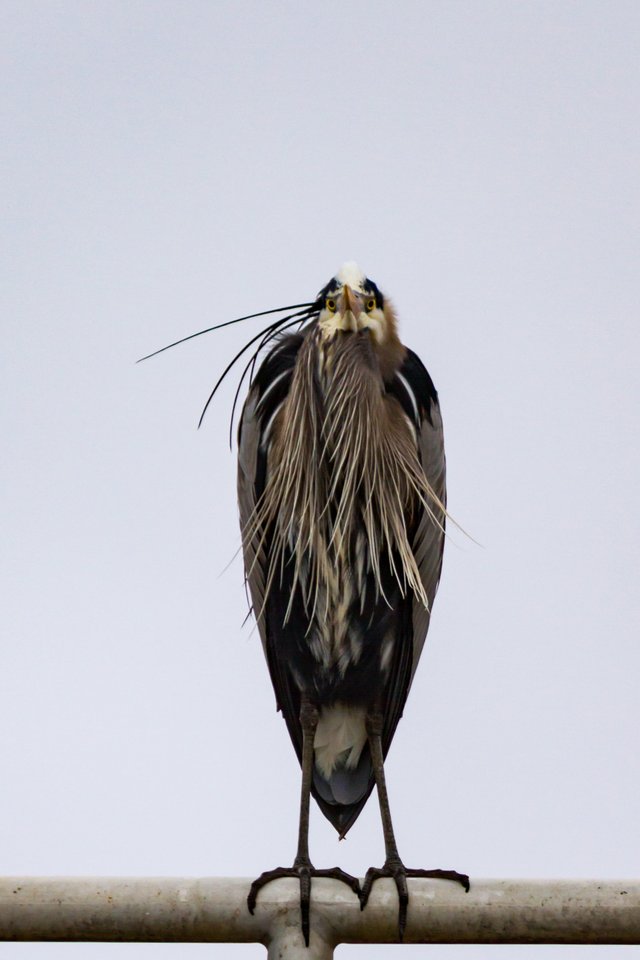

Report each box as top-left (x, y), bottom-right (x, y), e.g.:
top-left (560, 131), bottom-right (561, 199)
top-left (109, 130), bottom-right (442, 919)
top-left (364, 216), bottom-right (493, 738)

top-left (140, 261), bottom-right (468, 945)
top-left (236, 263), bottom-right (468, 943)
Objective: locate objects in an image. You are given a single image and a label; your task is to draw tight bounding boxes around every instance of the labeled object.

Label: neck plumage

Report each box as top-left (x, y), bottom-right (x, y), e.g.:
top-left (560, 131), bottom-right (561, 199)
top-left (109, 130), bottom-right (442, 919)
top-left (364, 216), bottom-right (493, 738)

top-left (251, 329), bottom-right (441, 620)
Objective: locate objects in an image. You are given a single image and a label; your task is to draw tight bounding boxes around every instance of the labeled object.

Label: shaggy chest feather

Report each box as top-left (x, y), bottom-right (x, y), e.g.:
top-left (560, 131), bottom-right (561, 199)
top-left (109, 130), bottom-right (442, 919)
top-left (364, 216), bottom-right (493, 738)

top-left (252, 332), bottom-right (432, 653)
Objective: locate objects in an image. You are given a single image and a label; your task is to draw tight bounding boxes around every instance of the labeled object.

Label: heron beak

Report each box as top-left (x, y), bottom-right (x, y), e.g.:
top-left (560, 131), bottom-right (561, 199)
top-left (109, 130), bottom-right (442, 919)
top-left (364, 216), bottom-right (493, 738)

top-left (338, 284), bottom-right (363, 330)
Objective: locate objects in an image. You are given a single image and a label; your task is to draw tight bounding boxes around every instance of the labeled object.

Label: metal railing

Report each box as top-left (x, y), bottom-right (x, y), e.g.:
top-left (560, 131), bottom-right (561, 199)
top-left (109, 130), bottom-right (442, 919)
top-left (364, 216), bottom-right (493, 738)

top-left (1, 877), bottom-right (639, 958)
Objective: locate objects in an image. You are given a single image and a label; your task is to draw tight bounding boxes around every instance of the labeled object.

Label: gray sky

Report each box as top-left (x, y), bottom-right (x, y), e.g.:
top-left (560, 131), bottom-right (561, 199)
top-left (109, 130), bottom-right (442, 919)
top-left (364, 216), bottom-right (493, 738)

top-left (2, 1), bottom-right (639, 957)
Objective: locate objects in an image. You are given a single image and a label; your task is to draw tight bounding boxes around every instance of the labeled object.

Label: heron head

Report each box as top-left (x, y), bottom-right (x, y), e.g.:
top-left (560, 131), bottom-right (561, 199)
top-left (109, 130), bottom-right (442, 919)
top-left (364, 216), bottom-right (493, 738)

top-left (317, 263), bottom-right (388, 341)
top-left (316, 262), bottom-right (404, 376)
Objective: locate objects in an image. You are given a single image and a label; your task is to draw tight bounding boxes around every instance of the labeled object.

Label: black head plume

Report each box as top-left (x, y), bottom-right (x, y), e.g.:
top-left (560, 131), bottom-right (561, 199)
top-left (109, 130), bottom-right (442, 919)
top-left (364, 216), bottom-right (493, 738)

top-left (138, 300), bottom-right (321, 436)
top-left (137, 302), bottom-right (317, 363)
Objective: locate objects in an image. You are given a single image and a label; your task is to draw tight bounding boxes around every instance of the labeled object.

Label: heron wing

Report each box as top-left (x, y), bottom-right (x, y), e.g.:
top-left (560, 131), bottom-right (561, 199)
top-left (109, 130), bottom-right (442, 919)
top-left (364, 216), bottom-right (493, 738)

top-left (237, 334), bottom-right (306, 756)
top-left (407, 356), bottom-right (447, 689)
top-left (382, 348), bottom-right (446, 752)
top-left (237, 386), bottom-right (267, 642)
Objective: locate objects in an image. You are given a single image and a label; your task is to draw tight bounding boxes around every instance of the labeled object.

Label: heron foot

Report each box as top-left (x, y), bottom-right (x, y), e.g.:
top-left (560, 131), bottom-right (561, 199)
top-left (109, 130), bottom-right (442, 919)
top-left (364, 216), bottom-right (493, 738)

top-left (247, 859), bottom-right (360, 946)
top-left (359, 860), bottom-right (470, 939)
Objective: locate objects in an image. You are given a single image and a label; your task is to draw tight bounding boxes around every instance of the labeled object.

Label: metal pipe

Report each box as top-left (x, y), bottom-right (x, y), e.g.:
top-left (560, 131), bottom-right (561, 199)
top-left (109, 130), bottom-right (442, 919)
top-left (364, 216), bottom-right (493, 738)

top-left (1, 877), bottom-right (639, 955)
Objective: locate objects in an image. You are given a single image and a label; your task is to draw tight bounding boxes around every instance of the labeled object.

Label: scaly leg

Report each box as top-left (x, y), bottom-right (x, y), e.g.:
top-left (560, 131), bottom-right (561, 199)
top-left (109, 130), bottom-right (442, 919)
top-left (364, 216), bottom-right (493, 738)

top-left (247, 697), bottom-right (360, 946)
top-left (360, 712), bottom-right (469, 939)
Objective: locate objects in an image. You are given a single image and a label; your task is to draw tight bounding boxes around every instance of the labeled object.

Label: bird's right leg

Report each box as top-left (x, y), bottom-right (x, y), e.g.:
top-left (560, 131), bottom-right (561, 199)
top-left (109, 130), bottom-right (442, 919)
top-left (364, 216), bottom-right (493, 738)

top-left (360, 711), bottom-right (469, 938)
top-left (247, 696), bottom-right (360, 946)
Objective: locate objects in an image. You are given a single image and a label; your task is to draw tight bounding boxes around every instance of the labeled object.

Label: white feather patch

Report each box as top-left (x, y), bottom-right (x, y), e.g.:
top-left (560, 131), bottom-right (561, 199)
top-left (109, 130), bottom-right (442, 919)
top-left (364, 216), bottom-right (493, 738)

top-left (336, 261), bottom-right (367, 292)
top-left (395, 371), bottom-right (419, 425)
top-left (314, 703), bottom-right (367, 779)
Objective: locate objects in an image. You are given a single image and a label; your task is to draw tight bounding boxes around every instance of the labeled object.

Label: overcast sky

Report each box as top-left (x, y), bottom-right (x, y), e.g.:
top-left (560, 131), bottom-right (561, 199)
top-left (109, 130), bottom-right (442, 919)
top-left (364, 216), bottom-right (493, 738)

top-left (2, 2), bottom-right (639, 958)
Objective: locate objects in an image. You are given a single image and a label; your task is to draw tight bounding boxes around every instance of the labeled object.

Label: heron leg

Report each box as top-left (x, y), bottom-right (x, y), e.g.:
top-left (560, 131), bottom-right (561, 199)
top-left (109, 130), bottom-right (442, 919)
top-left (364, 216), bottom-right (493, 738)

top-left (247, 696), bottom-right (360, 946)
top-left (360, 711), bottom-right (470, 939)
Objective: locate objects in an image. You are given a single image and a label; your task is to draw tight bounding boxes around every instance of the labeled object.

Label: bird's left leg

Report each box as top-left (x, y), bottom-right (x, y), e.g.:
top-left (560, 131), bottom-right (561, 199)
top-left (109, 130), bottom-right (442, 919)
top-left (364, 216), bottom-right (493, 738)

top-left (247, 697), bottom-right (360, 946)
top-left (360, 711), bottom-right (469, 939)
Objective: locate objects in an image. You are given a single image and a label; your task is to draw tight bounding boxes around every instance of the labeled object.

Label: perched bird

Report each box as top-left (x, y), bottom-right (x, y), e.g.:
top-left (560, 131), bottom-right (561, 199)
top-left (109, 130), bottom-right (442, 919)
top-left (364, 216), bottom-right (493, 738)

top-left (235, 263), bottom-right (468, 943)
top-left (140, 262), bottom-right (468, 944)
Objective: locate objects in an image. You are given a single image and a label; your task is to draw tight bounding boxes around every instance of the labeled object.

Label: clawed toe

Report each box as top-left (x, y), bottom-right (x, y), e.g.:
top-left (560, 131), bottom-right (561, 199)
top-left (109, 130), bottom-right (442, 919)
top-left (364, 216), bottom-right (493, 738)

top-left (247, 867), bottom-right (294, 915)
top-left (405, 867), bottom-right (470, 892)
top-left (312, 867), bottom-right (361, 897)
top-left (248, 862), bottom-right (360, 946)
top-left (360, 861), bottom-right (470, 939)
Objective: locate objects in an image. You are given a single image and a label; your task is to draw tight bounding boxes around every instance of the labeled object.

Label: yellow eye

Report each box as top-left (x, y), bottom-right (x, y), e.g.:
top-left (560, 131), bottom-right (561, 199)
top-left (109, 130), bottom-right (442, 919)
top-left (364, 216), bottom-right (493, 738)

top-left (367, 298), bottom-right (376, 311)
top-left (326, 298), bottom-right (336, 312)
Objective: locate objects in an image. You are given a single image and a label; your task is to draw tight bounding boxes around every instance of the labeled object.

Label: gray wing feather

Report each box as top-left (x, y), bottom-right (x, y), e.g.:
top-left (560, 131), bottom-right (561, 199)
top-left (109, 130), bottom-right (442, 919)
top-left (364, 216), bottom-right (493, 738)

top-left (237, 388), bottom-right (269, 659)
top-left (409, 397), bottom-right (447, 687)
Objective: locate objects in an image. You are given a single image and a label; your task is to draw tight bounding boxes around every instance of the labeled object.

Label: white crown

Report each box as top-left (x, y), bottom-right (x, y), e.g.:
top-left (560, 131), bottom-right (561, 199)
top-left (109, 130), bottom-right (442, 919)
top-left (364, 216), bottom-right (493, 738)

top-left (335, 261), bottom-right (367, 291)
